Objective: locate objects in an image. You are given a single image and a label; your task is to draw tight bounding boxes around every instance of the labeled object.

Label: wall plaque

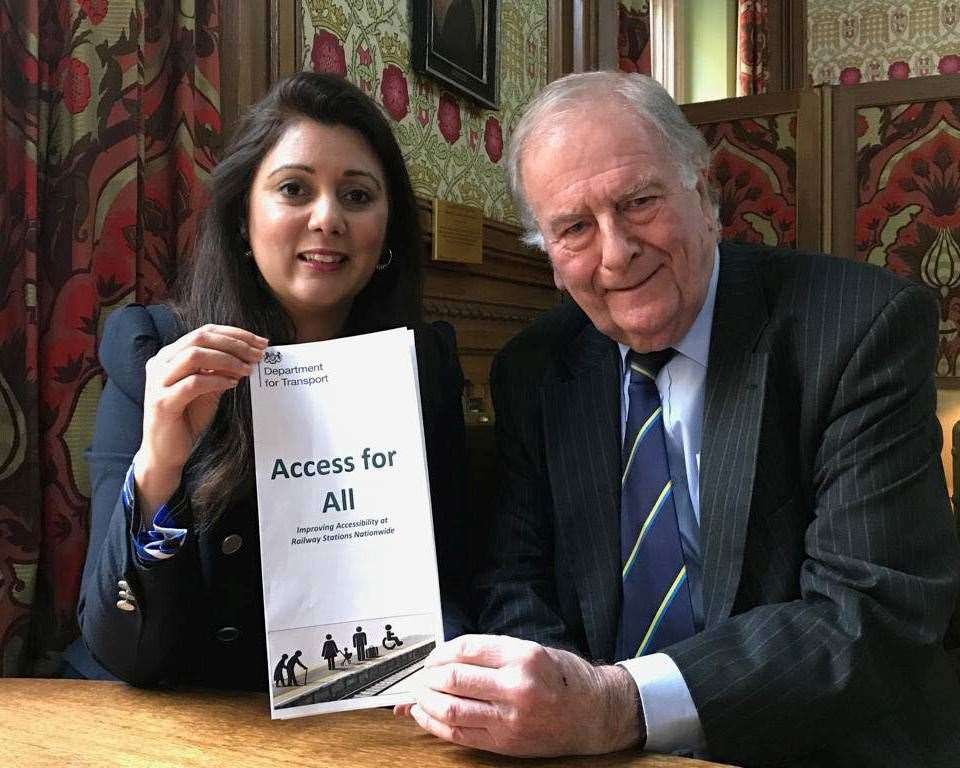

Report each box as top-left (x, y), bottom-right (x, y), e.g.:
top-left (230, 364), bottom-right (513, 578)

top-left (432, 199), bottom-right (483, 263)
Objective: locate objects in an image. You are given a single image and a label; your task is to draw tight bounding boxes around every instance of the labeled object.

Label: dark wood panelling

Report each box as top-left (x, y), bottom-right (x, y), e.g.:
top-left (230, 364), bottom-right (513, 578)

top-left (547, 0), bottom-right (615, 77)
top-left (219, 0), bottom-right (270, 143)
top-left (767, 0), bottom-right (808, 92)
top-left (548, 0), bottom-right (574, 81)
top-left (416, 202), bottom-right (559, 421)
top-left (795, 87), bottom-right (824, 251)
top-left (219, 0), bottom-right (301, 139)
top-left (683, 89), bottom-right (802, 122)
top-left (271, 0), bottom-right (302, 79)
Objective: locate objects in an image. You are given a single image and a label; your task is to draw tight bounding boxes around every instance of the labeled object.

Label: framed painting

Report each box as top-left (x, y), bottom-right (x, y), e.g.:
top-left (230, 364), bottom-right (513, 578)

top-left (411, 0), bottom-right (499, 108)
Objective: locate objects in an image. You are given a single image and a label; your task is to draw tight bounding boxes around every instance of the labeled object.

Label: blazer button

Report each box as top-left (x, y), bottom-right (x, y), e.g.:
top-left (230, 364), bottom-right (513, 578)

top-left (216, 626), bottom-right (240, 643)
top-left (116, 599), bottom-right (136, 612)
top-left (221, 534), bottom-right (243, 555)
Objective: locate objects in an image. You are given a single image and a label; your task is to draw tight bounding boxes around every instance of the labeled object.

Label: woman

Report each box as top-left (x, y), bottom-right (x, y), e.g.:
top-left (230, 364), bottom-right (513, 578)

top-left (70, 72), bottom-right (471, 688)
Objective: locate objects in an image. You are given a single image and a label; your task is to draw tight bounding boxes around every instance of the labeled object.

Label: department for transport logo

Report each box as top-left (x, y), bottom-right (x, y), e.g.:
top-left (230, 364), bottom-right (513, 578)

top-left (264, 349), bottom-right (282, 365)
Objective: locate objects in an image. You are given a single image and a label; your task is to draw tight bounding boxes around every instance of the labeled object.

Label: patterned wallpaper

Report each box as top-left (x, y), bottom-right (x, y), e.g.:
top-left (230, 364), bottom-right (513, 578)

top-left (808, 1), bottom-right (960, 85)
top-left (854, 99), bottom-right (960, 377)
top-left (301, 0), bottom-right (547, 224)
top-left (698, 114), bottom-right (798, 248)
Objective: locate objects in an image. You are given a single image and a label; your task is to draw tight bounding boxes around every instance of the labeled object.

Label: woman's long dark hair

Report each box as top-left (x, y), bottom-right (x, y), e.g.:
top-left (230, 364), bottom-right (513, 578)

top-left (171, 72), bottom-right (424, 527)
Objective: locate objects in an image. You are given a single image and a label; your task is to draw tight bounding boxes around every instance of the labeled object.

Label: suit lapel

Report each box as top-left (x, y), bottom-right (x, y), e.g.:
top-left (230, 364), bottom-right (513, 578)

top-left (700, 247), bottom-right (771, 627)
top-left (542, 323), bottom-right (622, 661)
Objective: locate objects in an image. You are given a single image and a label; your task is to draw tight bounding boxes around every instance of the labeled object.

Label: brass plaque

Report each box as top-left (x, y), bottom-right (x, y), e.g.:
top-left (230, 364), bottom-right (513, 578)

top-left (432, 199), bottom-right (483, 264)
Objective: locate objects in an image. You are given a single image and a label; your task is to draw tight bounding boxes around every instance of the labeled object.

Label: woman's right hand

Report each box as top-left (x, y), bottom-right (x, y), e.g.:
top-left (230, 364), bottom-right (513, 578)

top-left (134, 325), bottom-right (268, 520)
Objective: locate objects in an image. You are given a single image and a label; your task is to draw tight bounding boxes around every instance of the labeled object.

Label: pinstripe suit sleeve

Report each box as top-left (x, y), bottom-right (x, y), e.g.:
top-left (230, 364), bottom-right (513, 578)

top-left (474, 350), bottom-right (581, 654)
top-left (669, 281), bottom-right (960, 765)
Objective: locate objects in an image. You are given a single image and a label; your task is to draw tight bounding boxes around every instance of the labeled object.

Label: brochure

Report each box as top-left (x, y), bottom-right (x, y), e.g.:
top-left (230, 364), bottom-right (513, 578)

top-left (249, 328), bottom-right (443, 719)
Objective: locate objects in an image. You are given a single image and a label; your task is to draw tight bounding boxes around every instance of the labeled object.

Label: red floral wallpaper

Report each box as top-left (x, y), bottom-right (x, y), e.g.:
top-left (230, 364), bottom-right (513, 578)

top-left (855, 99), bottom-right (960, 379)
top-left (697, 114), bottom-right (798, 248)
top-left (302, 1), bottom-right (544, 223)
top-left (0, 0), bottom-right (220, 674)
top-left (809, 1), bottom-right (960, 86)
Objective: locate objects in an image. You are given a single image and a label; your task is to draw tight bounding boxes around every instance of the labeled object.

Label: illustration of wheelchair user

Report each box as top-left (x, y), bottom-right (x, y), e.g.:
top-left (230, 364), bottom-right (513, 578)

top-left (382, 624), bottom-right (403, 650)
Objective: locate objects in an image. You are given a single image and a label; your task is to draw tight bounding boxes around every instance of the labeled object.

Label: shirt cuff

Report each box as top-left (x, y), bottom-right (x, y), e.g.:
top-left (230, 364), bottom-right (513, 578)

top-left (617, 652), bottom-right (706, 756)
top-left (122, 462), bottom-right (188, 563)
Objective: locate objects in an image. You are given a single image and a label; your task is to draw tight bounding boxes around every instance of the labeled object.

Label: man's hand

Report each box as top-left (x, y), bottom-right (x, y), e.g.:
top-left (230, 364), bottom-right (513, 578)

top-left (395, 634), bottom-right (644, 757)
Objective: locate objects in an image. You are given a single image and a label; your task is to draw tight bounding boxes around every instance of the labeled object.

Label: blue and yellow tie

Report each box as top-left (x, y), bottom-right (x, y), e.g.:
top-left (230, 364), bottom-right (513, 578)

top-left (616, 349), bottom-right (696, 660)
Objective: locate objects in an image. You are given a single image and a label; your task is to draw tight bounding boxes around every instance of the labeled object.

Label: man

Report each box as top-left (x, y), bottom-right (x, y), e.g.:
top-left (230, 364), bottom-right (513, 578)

top-left (397, 72), bottom-right (960, 766)
top-left (353, 626), bottom-right (367, 661)
top-left (285, 649), bottom-right (308, 686)
top-left (273, 653), bottom-right (289, 687)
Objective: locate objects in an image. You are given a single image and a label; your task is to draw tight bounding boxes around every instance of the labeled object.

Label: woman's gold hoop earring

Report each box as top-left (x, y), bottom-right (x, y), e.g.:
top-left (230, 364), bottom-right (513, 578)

top-left (375, 248), bottom-right (393, 271)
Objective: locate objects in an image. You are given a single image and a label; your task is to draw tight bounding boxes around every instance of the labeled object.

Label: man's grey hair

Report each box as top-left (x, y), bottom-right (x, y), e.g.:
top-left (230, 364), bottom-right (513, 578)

top-left (505, 71), bottom-right (717, 250)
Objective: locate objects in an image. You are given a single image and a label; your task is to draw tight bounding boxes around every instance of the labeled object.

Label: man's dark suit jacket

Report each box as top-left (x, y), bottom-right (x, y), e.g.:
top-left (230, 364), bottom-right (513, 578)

top-left (75, 304), bottom-right (470, 689)
top-left (476, 242), bottom-right (960, 767)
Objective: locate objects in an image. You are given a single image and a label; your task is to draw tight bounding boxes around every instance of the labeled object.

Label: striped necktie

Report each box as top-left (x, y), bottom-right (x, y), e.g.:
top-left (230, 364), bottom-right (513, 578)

top-left (616, 349), bottom-right (696, 661)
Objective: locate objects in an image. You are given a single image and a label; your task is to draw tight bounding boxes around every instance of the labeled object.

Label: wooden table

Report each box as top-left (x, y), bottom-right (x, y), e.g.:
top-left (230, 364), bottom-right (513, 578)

top-left (2, 679), bottom-right (733, 767)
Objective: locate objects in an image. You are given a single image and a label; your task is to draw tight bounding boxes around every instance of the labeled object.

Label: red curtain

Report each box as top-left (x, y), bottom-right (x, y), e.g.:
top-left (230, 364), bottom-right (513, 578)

top-left (618, 2), bottom-right (651, 76)
top-left (737, 0), bottom-right (769, 96)
top-left (0, 0), bottom-right (221, 675)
